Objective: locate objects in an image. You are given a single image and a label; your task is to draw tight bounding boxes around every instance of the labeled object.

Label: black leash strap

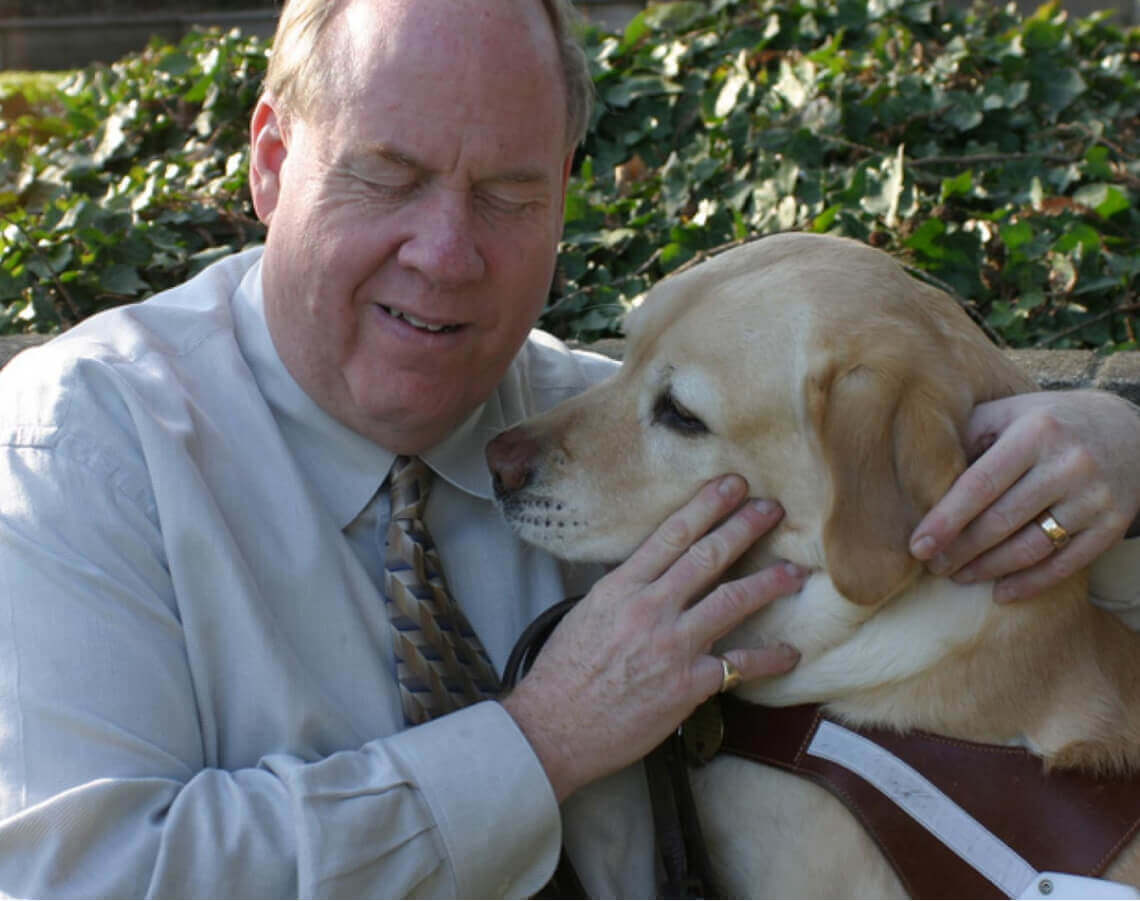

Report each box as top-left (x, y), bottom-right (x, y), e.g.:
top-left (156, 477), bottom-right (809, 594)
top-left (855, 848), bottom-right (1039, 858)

top-left (502, 597), bottom-right (717, 899)
top-left (501, 597), bottom-right (582, 689)
top-left (502, 597), bottom-right (588, 899)
top-left (644, 730), bottom-right (719, 899)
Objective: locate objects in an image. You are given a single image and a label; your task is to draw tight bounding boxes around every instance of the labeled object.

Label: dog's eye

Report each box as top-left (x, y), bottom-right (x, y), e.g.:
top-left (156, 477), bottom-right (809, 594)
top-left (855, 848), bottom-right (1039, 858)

top-left (653, 391), bottom-right (709, 436)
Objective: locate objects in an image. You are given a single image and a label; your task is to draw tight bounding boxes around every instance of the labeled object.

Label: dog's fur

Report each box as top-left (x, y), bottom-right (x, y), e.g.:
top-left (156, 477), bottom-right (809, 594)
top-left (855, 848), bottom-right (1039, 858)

top-left (487, 233), bottom-right (1140, 897)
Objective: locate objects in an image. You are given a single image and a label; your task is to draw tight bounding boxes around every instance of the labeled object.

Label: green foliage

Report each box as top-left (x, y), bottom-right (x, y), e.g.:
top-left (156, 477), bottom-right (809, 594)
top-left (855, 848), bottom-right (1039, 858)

top-left (554, 0), bottom-right (1140, 348)
top-left (0, 2), bottom-right (1138, 349)
top-left (0, 28), bottom-right (265, 333)
top-left (0, 71), bottom-right (68, 104)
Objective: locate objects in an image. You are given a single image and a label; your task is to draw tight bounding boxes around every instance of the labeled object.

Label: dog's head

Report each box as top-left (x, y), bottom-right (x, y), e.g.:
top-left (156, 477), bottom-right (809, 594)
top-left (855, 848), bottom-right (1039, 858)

top-left (488, 233), bottom-right (1035, 608)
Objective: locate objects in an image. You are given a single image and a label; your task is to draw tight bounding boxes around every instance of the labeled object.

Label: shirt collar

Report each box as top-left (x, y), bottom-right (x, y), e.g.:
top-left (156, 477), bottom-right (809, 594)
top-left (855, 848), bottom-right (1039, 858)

top-left (232, 253), bottom-right (502, 528)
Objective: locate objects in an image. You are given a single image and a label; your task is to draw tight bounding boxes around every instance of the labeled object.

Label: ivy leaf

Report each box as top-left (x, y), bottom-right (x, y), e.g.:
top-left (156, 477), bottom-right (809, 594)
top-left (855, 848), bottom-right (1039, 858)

top-left (603, 76), bottom-right (681, 109)
top-left (1073, 184), bottom-right (1131, 219)
top-left (639, 1), bottom-right (707, 32)
top-left (91, 113), bottom-right (128, 166)
top-left (944, 92), bottom-right (984, 131)
top-left (940, 170), bottom-right (974, 201)
top-left (100, 264), bottom-right (148, 296)
top-left (1001, 220), bottom-right (1036, 252)
top-left (715, 69), bottom-right (750, 119)
top-left (860, 147), bottom-right (905, 227)
top-left (0, 266), bottom-right (24, 302)
top-left (156, 51), bottom-right (195, 77)
top-left (1038, 67), bottom-right (1087, 117)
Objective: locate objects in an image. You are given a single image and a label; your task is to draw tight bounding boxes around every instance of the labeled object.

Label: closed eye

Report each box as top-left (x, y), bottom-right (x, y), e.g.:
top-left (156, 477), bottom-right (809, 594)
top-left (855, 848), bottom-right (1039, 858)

top-left (653, 391), bottom-right (709, 436)
top-left (475, 190), bottom-right (539, 216)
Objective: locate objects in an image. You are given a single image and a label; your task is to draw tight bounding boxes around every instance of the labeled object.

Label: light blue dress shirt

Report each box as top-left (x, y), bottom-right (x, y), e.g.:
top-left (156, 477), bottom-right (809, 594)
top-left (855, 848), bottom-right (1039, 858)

top-left (0, 248), bottom-right (658, 898)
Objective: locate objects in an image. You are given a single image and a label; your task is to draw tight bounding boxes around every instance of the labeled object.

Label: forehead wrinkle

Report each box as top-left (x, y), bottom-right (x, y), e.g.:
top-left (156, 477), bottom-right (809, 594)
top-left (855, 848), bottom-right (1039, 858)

top-left (350, 141), bottom-right (554, 189)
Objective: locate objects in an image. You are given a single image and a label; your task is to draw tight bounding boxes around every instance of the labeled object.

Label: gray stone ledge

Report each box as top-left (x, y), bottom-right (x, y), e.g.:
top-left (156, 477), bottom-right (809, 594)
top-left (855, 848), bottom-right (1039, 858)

top-left (1, 335), bottom-right (52, 370)
top-left (5, 335), bottom-right (1140, 404)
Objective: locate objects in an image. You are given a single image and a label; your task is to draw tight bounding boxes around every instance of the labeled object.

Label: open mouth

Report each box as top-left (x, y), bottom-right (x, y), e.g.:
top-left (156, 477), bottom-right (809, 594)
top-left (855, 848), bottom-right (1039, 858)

top-left (379, 304), bottom-right (462, 334)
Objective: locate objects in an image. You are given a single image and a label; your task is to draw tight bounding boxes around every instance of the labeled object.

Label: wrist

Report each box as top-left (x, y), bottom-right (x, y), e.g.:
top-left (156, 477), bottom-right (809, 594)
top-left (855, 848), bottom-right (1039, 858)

top-left (502, 684), bottom-right (587, 802)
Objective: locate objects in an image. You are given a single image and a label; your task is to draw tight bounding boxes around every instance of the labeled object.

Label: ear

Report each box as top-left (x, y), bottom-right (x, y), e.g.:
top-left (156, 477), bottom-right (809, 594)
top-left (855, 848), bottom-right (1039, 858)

top-left (810, 363), bottom-right (969, 606)
top-left (249, 95), bottom-right (288, 226)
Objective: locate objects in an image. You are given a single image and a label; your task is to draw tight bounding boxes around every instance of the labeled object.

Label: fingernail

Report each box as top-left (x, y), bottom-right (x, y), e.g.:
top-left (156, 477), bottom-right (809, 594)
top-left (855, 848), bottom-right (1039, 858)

top-left (751, 498), bottom-right (777, 516)
top-left (777, 642), bottom-right (801, 662)
top-left (994, 583), bottom-right (1019, 604)
top-left (718, 474), bottom-right (746, 498)
top-left (928, 553), bottom-right (951, 576)
top-left (781, 561), bottom-right (808, 580)
top-left (911, 535), bottom-right (937, 560)
top-left (952, 567), bottom-right (975, 584)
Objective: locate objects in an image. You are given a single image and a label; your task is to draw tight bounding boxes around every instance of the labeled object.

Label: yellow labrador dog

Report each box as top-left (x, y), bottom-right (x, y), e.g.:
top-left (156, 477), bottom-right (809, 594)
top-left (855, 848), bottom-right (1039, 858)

top-left (486, 233), bottom-right (1140, 898)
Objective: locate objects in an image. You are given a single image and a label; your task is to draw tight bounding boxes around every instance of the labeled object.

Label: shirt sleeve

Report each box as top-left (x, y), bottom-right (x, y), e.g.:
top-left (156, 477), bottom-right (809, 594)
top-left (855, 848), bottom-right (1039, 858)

top-left (1088, 536), bottom-right (1140, 631)
top-left (0, 441), bottom-right (561, 899)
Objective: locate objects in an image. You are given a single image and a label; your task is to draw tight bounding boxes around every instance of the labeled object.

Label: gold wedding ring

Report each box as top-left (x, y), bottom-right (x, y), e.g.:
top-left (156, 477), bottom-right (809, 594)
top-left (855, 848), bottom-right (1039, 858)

top-left (1035, 510), bottom-right (1070, 550)
top-left (718, 656), bottom-right (743, 693)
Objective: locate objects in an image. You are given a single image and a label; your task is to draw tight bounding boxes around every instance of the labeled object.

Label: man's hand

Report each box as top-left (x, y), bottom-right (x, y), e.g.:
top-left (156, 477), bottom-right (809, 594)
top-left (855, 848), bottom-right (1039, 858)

top-left (502, 474), bottom-right (803, 801)
top-left (909, 390), bottom-right (1140, 602)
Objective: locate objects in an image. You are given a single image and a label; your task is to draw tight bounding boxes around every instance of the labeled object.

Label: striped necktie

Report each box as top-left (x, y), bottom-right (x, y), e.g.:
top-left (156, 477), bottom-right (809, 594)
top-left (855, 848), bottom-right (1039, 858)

top-left (383, 455), bottom-right (501, 725)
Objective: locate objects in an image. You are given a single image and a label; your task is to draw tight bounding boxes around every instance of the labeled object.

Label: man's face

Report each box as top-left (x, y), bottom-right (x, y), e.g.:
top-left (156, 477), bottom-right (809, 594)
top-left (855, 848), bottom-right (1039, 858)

top-left (251, 0), bottom-right (573, 453)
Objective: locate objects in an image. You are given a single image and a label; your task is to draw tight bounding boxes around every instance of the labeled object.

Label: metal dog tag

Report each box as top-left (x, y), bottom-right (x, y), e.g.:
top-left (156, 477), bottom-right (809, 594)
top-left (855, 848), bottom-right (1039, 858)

top-left (681, 697), bottom-right (724, 764)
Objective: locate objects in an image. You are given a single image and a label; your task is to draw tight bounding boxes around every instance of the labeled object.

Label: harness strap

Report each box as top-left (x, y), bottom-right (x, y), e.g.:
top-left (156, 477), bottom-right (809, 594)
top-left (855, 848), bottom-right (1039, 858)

top-left (718, 697), bottom-right (1140, 899)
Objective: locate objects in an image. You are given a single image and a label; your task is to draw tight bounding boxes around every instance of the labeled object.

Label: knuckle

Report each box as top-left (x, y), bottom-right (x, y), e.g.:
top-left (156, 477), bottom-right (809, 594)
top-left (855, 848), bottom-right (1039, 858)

top-left (1044, 550), bottom-right (1080, 582)
top-left (1060, 446), bottom-right (1099, 482)
top-left (1103, 508), bottom-right (1129, 536)
top-left (1010, 525), bottom-right (1051, 564)
top-left (977, 506), bottom-right (1020, 542)
top-left (1084, 479), bottom-right (1113, 513)
top-left (657, 517), bottom-right (692, 554)
top-left (963, 466), bottom-right (1002, 505)
top-left (1029, 410), bottom-right (1065, 444)
top-left (709, 579), bottom-right (752, 618)
top-left (687, 534), bottom-right (728, 573)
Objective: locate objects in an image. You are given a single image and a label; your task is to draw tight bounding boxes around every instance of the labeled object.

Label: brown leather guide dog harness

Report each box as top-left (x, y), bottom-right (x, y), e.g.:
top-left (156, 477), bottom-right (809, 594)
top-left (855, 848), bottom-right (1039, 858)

top-left (714, 696), bottom-right (1140, 898)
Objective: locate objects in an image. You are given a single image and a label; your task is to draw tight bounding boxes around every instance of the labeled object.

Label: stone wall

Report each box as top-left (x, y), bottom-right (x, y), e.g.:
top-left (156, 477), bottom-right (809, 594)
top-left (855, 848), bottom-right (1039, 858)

top-left (0, 10), bottom-right (278, 70)
top-left (0, 1), bottom-right (644, 70)
top-left (4, 1), bottom-right (1134, 70)
top-left (4, 334), bottom-right (1140, 404)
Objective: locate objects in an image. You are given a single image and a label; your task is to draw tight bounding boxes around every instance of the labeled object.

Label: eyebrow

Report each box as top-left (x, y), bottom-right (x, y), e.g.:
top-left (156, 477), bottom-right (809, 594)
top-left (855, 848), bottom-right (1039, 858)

top-left (358, 142), bottom-right (553, 186)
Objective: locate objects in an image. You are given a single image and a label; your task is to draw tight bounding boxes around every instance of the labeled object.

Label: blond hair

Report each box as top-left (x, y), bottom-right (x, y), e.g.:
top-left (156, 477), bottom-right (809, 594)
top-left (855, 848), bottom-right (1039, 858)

top-left (262, 0), bottom-right (593, 151)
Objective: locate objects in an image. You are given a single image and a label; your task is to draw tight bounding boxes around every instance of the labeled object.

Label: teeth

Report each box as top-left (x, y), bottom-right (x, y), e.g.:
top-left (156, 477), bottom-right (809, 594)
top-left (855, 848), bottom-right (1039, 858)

top-left (382, 305), bottom-right (458, 333)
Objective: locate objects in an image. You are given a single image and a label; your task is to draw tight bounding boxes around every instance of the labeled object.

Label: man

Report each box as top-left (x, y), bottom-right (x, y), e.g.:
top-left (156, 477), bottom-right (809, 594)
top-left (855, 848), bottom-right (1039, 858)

top-left (1, 0), bottom-right (1138, 898)
top-left (0, 0), bottom-right (801, 896)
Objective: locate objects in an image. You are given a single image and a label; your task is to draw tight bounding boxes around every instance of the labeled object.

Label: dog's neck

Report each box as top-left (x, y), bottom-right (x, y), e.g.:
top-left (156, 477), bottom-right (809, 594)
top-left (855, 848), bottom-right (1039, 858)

top-left (728, 569), bottom-right (1140, 773)
top-left (728, 570), bottom-right (995, 709)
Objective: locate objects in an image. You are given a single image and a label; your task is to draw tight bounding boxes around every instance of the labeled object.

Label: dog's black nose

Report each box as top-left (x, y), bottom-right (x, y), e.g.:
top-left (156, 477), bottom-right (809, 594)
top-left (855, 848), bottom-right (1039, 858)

top-left (485, 427), bottom-right (538, 495)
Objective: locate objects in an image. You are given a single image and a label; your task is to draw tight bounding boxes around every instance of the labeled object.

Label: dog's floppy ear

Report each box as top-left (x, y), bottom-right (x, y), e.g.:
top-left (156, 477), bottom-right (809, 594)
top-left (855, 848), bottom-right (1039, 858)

top-left (809, 362), bottom-right (968, 606)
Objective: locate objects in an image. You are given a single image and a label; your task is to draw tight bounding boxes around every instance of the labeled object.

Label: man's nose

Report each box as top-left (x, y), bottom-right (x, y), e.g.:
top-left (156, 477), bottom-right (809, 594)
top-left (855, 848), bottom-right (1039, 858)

top-left (397, 190), bottom-right (486, 287)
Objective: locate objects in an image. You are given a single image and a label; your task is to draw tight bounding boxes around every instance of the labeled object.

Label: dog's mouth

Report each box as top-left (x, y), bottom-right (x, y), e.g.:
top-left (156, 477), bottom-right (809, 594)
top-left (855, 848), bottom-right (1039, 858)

top-left (497, 492), bottom-right (583, 532)
top-left (495, 491), bottom-right (600, 554)
top-left (497, 491), bottom-right (644, 565)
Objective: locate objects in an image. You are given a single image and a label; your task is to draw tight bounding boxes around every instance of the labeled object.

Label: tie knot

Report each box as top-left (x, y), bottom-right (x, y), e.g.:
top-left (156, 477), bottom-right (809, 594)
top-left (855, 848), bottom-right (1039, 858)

top-left (389, 455), bottom-right (432, 521)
